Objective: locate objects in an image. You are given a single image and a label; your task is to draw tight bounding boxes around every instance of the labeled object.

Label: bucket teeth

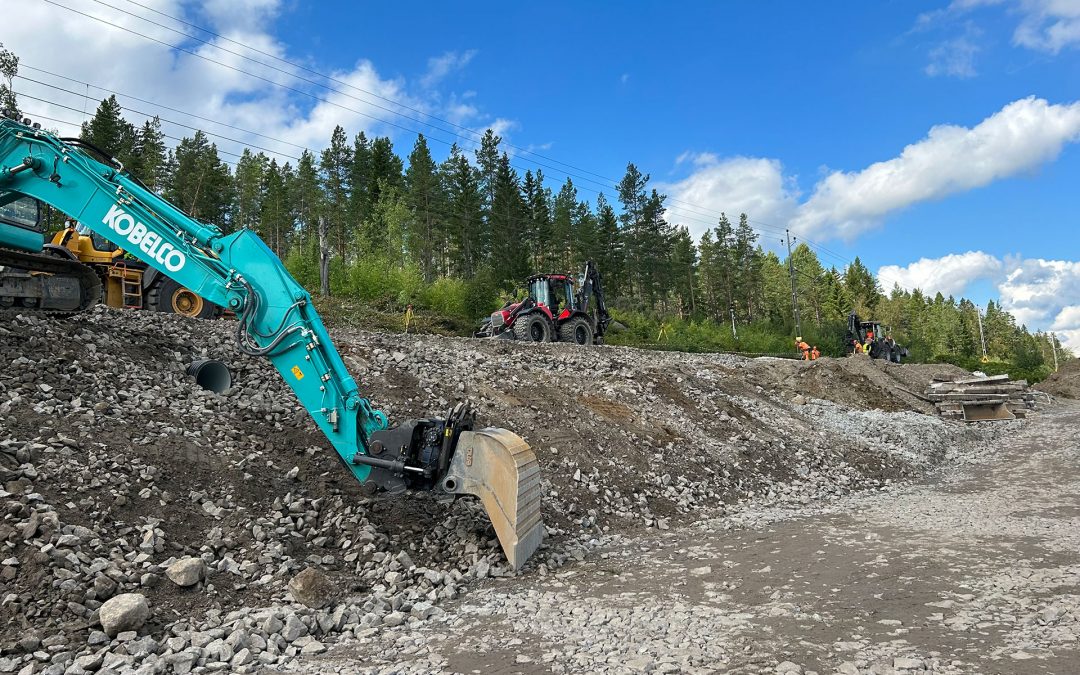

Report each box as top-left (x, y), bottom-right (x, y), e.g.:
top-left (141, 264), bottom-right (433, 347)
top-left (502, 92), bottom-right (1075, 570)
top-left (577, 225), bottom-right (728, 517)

top-left (442, 428), bottom-right (543, 569)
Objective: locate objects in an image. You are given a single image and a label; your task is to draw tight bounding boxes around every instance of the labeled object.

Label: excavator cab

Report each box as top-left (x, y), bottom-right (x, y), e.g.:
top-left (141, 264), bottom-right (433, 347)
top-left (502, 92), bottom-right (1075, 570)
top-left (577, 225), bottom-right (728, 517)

top-left (0, 193), bottom-right (43, 252)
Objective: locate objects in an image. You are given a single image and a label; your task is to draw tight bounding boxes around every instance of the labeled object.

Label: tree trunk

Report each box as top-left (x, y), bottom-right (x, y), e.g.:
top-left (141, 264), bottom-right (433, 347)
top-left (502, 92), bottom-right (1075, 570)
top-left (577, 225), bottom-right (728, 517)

top-left (318, 215), bottom-right (331, 298)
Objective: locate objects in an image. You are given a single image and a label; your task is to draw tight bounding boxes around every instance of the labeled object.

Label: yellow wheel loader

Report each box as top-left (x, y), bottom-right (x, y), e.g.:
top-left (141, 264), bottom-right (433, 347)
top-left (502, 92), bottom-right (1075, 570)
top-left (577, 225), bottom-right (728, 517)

top-left (48, 221), bottom-right (220, 318)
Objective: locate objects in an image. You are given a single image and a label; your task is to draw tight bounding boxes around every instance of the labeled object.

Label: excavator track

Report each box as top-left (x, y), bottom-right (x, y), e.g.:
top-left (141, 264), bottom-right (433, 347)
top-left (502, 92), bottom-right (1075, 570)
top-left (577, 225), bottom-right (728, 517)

top-left (0, 248), bottom-right (102, 317)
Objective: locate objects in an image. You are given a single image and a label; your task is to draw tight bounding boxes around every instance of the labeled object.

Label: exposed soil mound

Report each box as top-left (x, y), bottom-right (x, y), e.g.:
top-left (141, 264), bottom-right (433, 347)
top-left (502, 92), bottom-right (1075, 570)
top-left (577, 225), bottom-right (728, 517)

top-left (1036, 359), bottom-right (1080, 399)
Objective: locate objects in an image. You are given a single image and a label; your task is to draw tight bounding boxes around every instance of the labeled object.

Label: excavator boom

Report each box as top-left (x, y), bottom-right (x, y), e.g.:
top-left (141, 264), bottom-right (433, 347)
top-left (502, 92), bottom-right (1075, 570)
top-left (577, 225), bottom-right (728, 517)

top-left (0, 116), bottom-right (542, 568)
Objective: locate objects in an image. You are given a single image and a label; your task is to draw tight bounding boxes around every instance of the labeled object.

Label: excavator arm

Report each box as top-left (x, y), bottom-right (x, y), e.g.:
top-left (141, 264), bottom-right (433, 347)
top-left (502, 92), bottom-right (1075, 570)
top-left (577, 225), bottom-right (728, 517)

top-left (0, 117), bottom-right (542, 568)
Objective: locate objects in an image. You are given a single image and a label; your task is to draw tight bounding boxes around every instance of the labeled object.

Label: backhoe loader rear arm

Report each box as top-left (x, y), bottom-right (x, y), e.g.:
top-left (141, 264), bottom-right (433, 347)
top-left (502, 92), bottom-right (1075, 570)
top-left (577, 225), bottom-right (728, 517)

top-left (0, 117), bottom-right (543, 567)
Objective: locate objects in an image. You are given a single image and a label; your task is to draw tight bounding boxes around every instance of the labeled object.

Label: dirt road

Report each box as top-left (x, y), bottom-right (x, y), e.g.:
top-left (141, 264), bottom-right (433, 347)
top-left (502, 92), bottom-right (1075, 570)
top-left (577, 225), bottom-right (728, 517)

top-left (309, 403), bottom-right (1080, 674)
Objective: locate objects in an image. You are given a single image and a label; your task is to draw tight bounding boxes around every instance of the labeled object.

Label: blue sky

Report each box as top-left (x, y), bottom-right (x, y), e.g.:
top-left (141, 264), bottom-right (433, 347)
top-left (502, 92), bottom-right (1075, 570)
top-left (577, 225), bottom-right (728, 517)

top-left (7, 0), bottom-right (1080, 341)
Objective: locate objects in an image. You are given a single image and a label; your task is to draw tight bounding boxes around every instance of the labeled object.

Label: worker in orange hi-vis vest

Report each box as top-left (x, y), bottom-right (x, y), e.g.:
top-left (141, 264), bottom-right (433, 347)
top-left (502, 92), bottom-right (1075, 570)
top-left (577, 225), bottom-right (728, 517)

top-left (811, 346), bottom-right (820, 360)
top-left (795, 336), bottom-right (811, 360)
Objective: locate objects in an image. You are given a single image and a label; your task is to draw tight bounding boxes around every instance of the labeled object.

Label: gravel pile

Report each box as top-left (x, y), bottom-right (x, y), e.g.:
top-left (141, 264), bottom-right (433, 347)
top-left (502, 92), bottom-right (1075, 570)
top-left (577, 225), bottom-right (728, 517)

top-left (0, 306), bottom-right (996, 673)
top-left (1036, 359), bottom-right (1080, 399)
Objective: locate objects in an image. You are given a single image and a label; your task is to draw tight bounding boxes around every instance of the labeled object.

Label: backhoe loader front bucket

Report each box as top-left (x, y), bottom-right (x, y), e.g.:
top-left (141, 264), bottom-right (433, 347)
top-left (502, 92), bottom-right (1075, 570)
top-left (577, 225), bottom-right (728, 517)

top-left (961, 401), bottom-right (1015, 421)
top-left (441, 428), bottom-right (543, 569)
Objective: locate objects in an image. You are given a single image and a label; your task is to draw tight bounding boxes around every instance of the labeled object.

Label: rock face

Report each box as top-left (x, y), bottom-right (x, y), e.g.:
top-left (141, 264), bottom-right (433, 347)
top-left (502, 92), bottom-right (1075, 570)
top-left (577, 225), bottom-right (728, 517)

top-left (288, 567), bottom-right (334, 609)
top-left (165, 557), bottom-right (206, 587)
top-left (99, 593), bottom-right (150, 636)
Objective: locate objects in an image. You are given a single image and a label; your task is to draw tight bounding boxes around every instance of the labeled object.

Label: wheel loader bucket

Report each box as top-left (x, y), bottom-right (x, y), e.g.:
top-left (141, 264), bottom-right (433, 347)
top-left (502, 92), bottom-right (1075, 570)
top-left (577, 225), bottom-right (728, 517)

top-left (962, 402), bottom-right (1015, 422)
top-left (442, 428), bottom-right (543, 569)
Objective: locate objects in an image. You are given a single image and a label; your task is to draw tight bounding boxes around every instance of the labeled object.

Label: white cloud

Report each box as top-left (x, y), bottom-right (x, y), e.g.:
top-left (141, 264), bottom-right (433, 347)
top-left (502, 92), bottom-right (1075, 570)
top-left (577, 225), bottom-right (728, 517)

top-left (1012, 0), bottom-right (1080, 52)
top-left (876, 252), bottom-right (1080, 348)
top-left (4, 2), bottom-right (498, 166)
top-left (198, 0), bottom-right (282, 33)
top-left (928, 0), bottom-right (1080, 53)
top-left (877, 251), bottom-right (1003, 297)
top-left (999, 258), bottom-right (1080, 332)
top-left (791, 96), bottom-right (1080, 239)
top-left (925, 30), bottom-right (981, 77)
top-left (656, 156), bottom-right (799, 240)
top-left (420, 50), bottom-right (478, 89)
top-left (664, 96), bottom-right (1080, 242)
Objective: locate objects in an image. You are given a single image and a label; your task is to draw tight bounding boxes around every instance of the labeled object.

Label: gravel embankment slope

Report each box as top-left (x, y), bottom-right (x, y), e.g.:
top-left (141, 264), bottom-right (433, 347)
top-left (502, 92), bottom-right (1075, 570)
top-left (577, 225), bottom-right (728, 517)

top-left (0, 307), bottom-right (1006, 674)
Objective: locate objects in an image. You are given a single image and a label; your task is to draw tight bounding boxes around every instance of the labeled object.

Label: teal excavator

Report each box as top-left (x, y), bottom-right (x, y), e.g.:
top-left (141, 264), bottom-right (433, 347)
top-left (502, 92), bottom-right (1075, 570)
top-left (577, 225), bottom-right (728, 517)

top-left (0, 115), bottom-right (543, 568)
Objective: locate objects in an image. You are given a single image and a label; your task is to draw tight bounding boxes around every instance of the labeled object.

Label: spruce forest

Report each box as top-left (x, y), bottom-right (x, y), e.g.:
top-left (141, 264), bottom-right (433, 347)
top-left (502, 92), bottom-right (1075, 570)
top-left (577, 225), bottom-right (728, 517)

top-left (63, 95), bottom-right (1068, 380)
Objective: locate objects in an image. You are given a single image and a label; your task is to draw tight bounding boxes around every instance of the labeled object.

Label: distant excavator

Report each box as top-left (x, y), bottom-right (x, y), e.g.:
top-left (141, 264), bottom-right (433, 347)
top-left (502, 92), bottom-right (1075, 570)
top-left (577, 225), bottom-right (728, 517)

top-left (476, 261), bottom-right (612, 346)
top-left (0, 115), bottom-right (543, 568)
top-left (847, 311), bottom-right (908, 363)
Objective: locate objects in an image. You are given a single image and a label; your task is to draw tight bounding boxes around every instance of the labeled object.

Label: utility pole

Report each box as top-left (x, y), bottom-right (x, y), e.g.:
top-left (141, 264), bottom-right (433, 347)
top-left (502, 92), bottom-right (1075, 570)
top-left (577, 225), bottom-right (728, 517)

top-left (1051, 332), bottom-right (1059, 372)
top-left (975, 304), bottom-right (988, 360)
top-left (729, 301), bottom-right (738, 340)
top-left (785, 229), bottom-right (801, 338)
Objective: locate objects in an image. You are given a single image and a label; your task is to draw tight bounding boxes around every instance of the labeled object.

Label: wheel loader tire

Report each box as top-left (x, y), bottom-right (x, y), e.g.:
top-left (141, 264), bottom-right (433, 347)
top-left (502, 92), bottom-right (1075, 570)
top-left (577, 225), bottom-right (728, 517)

top-left (513, 312), bottom-right (553, 342)
top-left (891, 348), bottom-right (902, 364)
top-left (558, 316), bottom-right (594, 345)
top-left (147, 275), bottom-right (217, 319)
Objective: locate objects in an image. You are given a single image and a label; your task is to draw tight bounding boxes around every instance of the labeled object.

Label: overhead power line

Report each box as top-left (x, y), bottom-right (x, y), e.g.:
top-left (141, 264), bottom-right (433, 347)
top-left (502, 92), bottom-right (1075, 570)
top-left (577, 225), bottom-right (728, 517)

top-left (111, 0), bottom-right (618, 185)
top-left (21, 64), bottom-right (308, 152)
top-left (42, 0), bottom-right (789, 236)
top-left (17, 76), bottom-right (302, 161)
top-left (21, 109), bottom-right (240, 169)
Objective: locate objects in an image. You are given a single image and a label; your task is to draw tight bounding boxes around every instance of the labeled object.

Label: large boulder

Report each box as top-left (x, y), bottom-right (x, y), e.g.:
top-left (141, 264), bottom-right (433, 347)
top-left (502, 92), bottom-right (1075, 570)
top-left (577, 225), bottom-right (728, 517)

top-left (99, 593), bottom-right (150, 636)
top-left (165, 558), bottom-right (206, 587)
top-left (287, 567), bottom-right (334, 609)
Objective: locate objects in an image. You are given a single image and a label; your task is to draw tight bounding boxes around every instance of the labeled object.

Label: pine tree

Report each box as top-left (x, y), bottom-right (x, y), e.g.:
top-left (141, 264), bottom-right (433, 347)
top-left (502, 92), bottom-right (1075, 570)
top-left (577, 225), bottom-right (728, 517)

top-left (844, 256), bottom-right (881, 314)
top-left (233, 149), bottom-right (268, 232)
top-left (346, 132), bottom-right (372, 238)
top-left (81, 96), bottom-right (137, 168)
top-left (440, 144), bottom-right (484, 277)
top-left (552, 178), bottom-right (577, 269)
top-left (488, 152), bottom-right (529, 285)
top-left (168, 131), bottom-right (232, 228)
top-left (669, 226), bottom-right (697, 318)
top-left (260, 159), bottom-right (293, 255)
top-left (404, 135), bottom-right (444, 280)
top-left (368, 137), bottom-right (403, 211)
top-left (616, 163), bottom-right (649, 304)
top-left (131, 117), bottom-right (167, 191)
top-left (732, 214), bottom-right (762, 321)
top-left (319, 125), bottom-right (353, 259)
top-left (521, 170), bottom-right (552, 272)
top-left (291, 150), bottom-right (322, 250)
top-left (593, 193), bottom-right (622, 297)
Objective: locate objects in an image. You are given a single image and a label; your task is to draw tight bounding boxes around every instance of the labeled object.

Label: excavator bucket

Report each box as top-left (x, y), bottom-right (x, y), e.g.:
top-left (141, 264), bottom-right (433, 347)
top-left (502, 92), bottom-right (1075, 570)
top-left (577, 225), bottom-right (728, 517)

top-left (442, 428), bottom-right (543, 569)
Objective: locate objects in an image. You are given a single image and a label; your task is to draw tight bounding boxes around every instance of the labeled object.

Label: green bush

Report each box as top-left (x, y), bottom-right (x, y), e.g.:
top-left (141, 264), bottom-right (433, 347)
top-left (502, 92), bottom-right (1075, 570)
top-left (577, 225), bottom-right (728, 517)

top-left (420, 277), bottom-right (468, 319)
top-left (341, 258), bottom-right (424, 308)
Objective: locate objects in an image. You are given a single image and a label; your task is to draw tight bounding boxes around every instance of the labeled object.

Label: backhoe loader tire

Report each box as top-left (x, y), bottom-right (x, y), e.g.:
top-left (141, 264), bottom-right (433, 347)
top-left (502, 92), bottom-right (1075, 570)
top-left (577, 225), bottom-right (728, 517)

top-left (558, 316), bottom-right (594, 346)
top-left (147, 276), bottom-right (217, 320)
top-left (513, 312), bottom-right (553, 342)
